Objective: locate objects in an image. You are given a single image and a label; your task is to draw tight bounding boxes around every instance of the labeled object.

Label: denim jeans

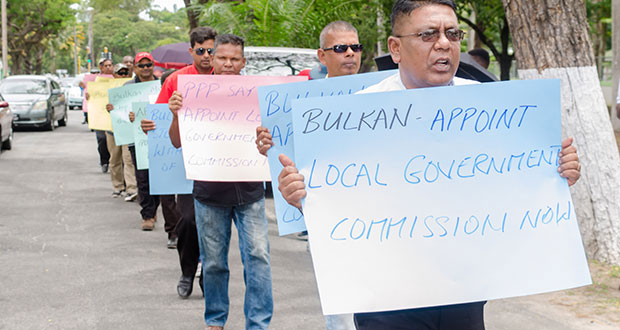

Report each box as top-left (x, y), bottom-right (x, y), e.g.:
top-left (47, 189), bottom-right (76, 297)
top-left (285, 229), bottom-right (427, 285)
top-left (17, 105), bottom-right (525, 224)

top-left (194, 198), bottom-right (273, 330)
top-left (325, 313), bottom-right (356, 330)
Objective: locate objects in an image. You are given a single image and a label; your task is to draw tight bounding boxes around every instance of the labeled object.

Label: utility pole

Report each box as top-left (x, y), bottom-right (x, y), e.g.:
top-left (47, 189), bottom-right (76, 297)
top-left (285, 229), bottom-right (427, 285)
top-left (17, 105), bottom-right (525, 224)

top-left (73, 25), bottom-right (78, 75)
top-left (88, 7), bottom-right (94, 70)
top-left (2, 0), bottom-right (8, 78)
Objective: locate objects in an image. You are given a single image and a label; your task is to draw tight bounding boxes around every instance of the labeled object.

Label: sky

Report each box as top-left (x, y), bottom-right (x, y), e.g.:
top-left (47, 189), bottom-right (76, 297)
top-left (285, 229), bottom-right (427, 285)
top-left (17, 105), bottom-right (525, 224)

top-left (151, 0), bottom-right (185, 12)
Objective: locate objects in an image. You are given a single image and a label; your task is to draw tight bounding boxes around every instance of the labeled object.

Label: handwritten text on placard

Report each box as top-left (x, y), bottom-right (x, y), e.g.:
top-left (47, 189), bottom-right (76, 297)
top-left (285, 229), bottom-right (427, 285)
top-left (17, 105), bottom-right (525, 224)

top-left (257, 70), bottom-right (396, 235)
top-left (147, 104), bottom-right (193, 195)
top-left (178, 74), bottom-right (306, 181)
top-left (291, 79), bottom-right (591, 315)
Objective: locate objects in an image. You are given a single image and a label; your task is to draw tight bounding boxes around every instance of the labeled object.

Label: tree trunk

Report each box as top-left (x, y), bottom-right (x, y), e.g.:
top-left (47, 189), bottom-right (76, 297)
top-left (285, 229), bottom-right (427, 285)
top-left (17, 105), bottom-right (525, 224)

top-left (183, 0), bottom-right (209, 32)
top-left (612, 0), bottom-right (620, 131)
top-left (590, 0), bottom-right (607, 79)
top-left (503, 0), bottom-right (620, 265)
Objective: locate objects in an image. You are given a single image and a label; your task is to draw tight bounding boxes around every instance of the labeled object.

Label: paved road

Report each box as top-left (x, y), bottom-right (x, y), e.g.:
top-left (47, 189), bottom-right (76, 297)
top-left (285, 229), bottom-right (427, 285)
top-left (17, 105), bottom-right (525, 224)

top-left (0, 112), bottom-right (617, 330)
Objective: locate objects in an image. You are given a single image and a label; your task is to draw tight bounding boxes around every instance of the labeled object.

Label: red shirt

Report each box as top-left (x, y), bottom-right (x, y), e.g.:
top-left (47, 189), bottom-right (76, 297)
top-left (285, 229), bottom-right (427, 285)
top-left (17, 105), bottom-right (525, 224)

top-left (155, 64), bottom-right (201, 104)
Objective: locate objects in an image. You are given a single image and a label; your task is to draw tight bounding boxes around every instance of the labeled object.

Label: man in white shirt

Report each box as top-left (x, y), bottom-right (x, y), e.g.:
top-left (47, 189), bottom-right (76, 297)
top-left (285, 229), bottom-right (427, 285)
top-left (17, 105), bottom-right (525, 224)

top-left (277, 0), bottom-right (582, 329)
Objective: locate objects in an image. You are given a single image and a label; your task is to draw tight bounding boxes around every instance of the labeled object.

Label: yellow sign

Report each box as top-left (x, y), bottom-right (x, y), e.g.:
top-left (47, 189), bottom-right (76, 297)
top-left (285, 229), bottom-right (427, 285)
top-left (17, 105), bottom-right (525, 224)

top-left (87, 78), bottom-right (131, 131)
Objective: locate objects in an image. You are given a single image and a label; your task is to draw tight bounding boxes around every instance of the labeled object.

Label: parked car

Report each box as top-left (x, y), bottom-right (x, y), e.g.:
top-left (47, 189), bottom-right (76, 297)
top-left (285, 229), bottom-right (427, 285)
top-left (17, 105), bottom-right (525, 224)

top-left (64, 75), bottom-right (84, 110)
top-left (0, 75), bottom-right (68, 130)
top-left (0, 93), bottom-right (13, 151)
top-left (243, 46), bottom-right (320, 76)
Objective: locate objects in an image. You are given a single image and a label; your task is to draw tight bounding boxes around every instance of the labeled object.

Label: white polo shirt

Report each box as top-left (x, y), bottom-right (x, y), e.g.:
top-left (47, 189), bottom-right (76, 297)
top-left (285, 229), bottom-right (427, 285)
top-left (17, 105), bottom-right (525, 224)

top-left (357, 72), bottom-right (479, 94)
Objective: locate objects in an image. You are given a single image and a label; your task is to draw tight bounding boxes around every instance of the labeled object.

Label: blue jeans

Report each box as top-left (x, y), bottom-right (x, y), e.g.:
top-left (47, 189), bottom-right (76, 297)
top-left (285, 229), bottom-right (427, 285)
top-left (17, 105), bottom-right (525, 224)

top-left (325, 314), bottom-right (356, 330)
top-left (194, 198), bottom-right (273, 330)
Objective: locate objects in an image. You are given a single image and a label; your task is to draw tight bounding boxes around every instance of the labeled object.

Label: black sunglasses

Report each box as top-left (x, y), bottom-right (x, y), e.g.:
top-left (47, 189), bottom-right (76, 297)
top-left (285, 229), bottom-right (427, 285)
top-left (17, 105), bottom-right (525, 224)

top-left (117, 70), bottom-right (129, 75)
top-left (322, 44), bottom-right (363, 53)
top-left (137, 62), bottom-right (153, 69)
top-left (195, 47), bottom-right (214, 56)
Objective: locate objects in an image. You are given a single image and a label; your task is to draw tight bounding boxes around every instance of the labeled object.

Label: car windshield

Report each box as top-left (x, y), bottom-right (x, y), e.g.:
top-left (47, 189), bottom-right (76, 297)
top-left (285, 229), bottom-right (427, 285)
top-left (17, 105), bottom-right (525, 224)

top-left (0, 79), bottom-right (48, 94)
top-left (60, 78), bottom-right (74, 88)
top-left (244, 48), bottom-right (319, 76)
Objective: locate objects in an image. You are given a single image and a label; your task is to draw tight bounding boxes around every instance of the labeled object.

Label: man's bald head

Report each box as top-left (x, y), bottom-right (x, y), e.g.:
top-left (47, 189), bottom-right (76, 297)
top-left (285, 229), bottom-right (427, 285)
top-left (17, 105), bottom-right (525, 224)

top-left (319, 21), bottom-right (358, 48)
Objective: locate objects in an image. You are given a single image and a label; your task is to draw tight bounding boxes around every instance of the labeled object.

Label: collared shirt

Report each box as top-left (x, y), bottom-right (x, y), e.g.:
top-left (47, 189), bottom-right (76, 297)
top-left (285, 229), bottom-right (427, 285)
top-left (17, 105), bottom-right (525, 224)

top-left (155, 64), bottom-right (200, 104)
top-left (358, 72), bottom-right (478, 95)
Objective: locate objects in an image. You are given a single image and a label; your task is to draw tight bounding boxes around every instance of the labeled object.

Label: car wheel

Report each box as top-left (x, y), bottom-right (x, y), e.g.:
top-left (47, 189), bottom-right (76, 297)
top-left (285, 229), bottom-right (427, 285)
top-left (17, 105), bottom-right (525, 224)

top-left (1, 125), bottom-right (13, 150)
top-left (45, 112), bottom-right (55, 131)
top-left (58, 110), bottom-right (67, 127)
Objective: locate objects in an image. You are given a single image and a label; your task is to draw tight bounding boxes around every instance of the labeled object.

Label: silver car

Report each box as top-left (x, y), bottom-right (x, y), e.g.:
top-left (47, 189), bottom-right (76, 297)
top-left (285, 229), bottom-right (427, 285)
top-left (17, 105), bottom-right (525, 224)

top-left (0, 93), bottom-right (13, 152)
top-left (0, 75), bottom-right (68, 130)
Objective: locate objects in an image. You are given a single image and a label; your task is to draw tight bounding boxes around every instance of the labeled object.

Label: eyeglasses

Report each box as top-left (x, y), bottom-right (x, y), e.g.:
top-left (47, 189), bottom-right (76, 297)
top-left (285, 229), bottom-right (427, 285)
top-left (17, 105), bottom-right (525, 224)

top-left (137, 62), bottom-right (153, 69)
top-left (395, 29), bottom-right (465, 42)
top-left (195, 47), bottom-right (214, 56)
top-left (116, 70), bottom-right (129, 75)
top-left (322, 44), bottom-right (363, 53)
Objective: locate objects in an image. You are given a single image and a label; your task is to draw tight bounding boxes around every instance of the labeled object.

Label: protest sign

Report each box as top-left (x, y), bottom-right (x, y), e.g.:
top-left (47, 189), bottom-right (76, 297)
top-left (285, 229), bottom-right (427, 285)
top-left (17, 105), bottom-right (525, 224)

top-left (82, 74), bottom-right (112, 113)
top-left (258, 70), bottom-right (397, 235)
top-left (147, 104), bottom-right (193, 195)
top-left (109, 80), bottom-right (161, 145)
top-left (86, 78), bottom-right (130, 131)
top-left (291, 79), bottom-right (591, 315)
top-left (133, 102), bottom-right (149, 170)
top-left (177, 74), bottom-right (306, 181)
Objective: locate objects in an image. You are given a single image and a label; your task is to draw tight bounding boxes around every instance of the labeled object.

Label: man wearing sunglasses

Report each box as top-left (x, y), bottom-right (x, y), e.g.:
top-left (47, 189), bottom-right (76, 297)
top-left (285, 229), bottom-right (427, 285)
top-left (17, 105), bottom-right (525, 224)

top-left (254, 20), bottom-right (362, 330)
top-left (122, 52), bottom-right (179, 241)
top-left (151, 26), bottom-right (218, 300)
top-left (317, 20), bottom-right (363, 78)
top-left (276, 1), bottom-right (583, 329)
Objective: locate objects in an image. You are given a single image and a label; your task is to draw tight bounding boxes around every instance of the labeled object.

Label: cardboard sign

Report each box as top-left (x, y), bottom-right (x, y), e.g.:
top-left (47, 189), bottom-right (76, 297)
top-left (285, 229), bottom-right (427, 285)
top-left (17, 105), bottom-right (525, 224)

top-left (177, 74), bottom-right (306, 181)
top-left (257, 70), bottom-right (397, 235)
top-left (82, 74), bottom-right (112, 113)
top-left (147, 104), bottom-right (193, 195)
top-left (109, 80), bottom-right (161, 145)
top-left (86, 78), bottom-right (131, 131)
top-left (291, 79), bottom-right (591, 315)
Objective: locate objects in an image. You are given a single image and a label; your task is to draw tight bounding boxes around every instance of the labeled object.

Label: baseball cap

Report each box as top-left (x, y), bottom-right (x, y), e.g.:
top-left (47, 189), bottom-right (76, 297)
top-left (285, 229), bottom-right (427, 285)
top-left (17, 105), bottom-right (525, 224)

top-left (98, 58), bottom-right (110, 65)
top-left (114, 63), bottom-right (128, 73)
top-left (135, 52), bottom-right (154, 64)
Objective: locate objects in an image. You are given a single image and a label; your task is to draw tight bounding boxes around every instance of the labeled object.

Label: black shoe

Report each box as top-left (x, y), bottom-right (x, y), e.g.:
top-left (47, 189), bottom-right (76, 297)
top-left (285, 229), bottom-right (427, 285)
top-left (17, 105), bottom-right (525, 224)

top-left (177, 275), bottom-right (193, 299)
top-left (167, 237), bottom-right (178, 249)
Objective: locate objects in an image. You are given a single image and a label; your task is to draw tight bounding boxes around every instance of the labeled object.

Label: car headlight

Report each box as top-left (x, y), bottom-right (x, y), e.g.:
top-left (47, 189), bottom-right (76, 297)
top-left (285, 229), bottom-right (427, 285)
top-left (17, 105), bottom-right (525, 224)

top-left (32, 100), bottom-right (47, 110)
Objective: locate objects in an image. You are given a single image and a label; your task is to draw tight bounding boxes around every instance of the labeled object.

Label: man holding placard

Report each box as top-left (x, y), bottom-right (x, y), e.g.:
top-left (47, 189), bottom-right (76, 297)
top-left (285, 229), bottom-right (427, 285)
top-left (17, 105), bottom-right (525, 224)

top-left (153, 26), bottom-right (217, 299)
top-left (168, 34), bottom-right (273, 330)
top-left (255, 20), bottom-right (363, 330)
top-left (121, 52), bottom-right (167, 233)
top-left (277, 0), bottom-right (584, 329)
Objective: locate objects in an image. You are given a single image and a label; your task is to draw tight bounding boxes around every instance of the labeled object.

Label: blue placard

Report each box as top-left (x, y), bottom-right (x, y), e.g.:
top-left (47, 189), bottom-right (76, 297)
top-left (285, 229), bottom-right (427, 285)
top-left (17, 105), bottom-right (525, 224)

top-left (147, 104), bottom-right (193, 195)
top-left (109, 81), bottom-right (161, 145)
top-left (257, 70), bottom-right (397, 235)
top-left (133, 102), bottom-right (149, 170)
top-left (289, 79), bottom-right (589, 315)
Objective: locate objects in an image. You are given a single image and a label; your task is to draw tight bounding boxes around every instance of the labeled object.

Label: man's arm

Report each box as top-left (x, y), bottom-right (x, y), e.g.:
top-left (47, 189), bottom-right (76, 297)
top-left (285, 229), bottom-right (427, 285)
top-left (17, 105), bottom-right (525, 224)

top-left (168, 91), bottom-right (183, 148)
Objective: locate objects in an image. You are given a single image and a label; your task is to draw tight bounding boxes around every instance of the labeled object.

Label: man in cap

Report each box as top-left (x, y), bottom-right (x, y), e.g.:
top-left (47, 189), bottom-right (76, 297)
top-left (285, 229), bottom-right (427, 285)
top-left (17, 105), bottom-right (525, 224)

top-left (104, 61), bottom-right (138, 201)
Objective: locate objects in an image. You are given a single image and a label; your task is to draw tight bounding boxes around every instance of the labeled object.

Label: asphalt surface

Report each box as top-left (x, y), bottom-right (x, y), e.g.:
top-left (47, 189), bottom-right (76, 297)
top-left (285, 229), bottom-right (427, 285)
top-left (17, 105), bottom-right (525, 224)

top-left (0, 111), bottom-right (617, 330)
